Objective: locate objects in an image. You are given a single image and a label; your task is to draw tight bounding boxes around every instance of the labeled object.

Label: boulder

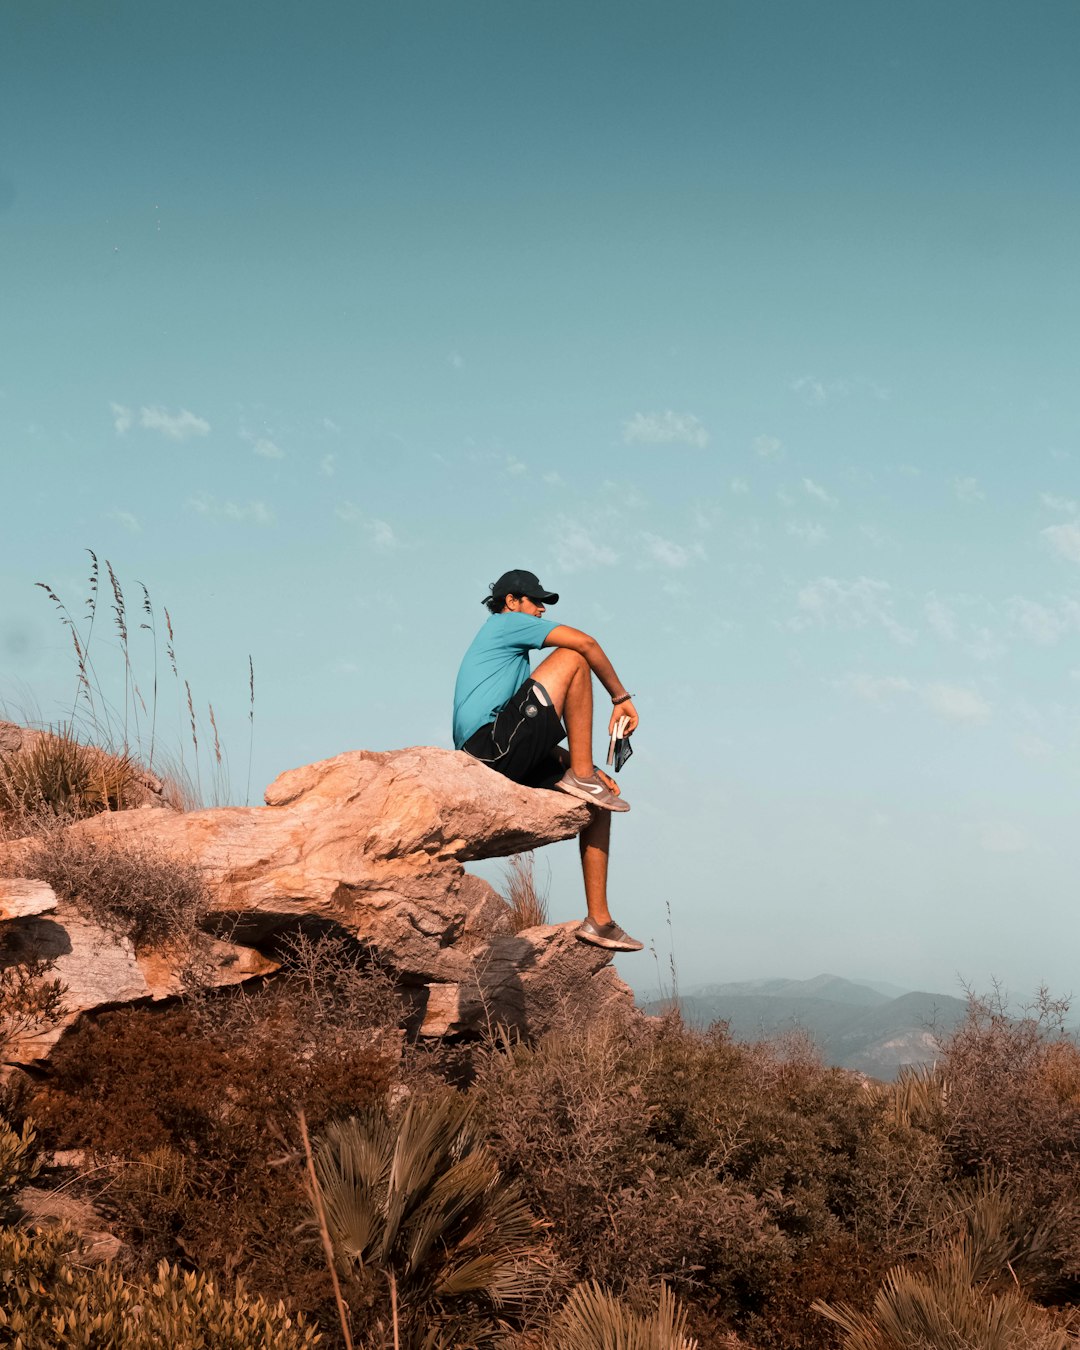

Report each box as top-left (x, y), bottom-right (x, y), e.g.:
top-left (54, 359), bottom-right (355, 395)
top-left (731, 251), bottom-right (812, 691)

top-left (0, 746), bottom-right (633, 1054)
top-left (0, 904), bottom-right (278, 1063)
top-left (17, 1186), bottom-right (124, 1264)
top-left (0, 879), bottom-right (57, 922)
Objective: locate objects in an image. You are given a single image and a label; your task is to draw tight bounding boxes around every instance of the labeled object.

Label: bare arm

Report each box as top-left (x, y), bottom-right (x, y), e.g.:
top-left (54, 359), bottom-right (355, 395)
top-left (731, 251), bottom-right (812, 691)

top-left (544, 624), bottom-right (639, 736)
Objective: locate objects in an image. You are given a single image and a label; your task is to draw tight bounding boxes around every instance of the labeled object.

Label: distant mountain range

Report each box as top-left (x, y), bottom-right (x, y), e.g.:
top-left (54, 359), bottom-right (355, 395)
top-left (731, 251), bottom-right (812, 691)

top-left (640, 974), bottom-right (970, 1080)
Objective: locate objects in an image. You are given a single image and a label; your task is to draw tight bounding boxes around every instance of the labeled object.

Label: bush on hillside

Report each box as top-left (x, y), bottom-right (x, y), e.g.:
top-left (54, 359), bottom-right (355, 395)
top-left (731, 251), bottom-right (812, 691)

top-left (938, 990), bottom-right (1080, 1293)
top-left (0, 1225), bottom-right (320, 1349)
top-left (471, 1012), bottom-right (953, 1345)
top-left (19, 831), bottom-right (207, 951)
top-left (20, 972), bottom-right (399, 1330)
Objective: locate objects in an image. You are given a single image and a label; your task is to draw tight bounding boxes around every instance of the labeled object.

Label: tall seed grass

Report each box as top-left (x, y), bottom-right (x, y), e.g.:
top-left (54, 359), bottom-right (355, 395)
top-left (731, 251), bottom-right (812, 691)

top-left (20, 552), bottom-right (256, 808)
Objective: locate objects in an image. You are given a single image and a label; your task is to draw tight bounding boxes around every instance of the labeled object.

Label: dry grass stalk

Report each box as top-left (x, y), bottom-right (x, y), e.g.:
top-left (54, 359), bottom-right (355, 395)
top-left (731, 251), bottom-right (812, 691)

top-left (298, 1107), bottom-right (354, 1350)
top-left (501, 850), bottom-right (549, 932)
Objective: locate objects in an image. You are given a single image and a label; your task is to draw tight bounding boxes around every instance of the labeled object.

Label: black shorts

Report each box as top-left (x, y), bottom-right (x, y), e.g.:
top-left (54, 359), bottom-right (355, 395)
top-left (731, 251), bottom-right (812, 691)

top-left (462, 677), bottom-right (566, 789)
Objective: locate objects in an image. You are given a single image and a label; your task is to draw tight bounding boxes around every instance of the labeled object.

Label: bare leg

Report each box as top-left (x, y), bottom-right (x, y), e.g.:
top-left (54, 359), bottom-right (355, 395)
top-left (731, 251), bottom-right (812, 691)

top-left (527, 649), bottom-right (622, 923)
top-left (579, 808), bottom-right (612, 925)
top-left (531, 648), bottom-right (594, 776)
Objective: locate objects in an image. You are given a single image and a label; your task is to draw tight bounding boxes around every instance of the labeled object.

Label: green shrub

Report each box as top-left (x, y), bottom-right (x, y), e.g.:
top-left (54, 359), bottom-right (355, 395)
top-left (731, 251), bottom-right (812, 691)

top-left (0, 1225), bottom-right (320, 1348)
top-left (814, 1250), bottom-right (1076, 1350)
top-left (0, 952), bottom-right (67, 1058)
top-left (938, 991), bottom-right (1080, 1290)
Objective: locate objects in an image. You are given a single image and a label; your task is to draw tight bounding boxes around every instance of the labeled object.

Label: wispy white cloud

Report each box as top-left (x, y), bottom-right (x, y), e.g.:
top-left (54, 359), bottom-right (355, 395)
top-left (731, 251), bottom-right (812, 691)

top-left (640, 532), bottom-right (704, 569)
top-left (924, 594), bottom-right (957, 642)
top-left (790, 376), bottom-right (830, 405)
top-left (952, 475), bottom-right (984, 504)
top-left (730, 476), bottom-right (749, 494)
top-left (366, 519), bottom-right (399, 551)
top-left (110, 402), bottom-right (134, 433)
top-left (1039, 492), bottom-right (1077, 514)
top-left (139, 405), bottom-right (210, 440)
top-left (974, 821), bottom-right (1031, 853)
top-left (753, 434), bottom-right (782, 459)
top-left (787, 520), bottom-right (829, 546)
top-left (543, 470), bottom-right (564, 486)
top-left (550, 519), bottom-right (618, 572)
top-left (923, 682), bottom-right (991, 724)
top-left (1042, 521), bottom-right (1080, 563)
top-left (109, 508), bottom-right (142, 534)
top-left (322, 417), bottom-right (341, 434)
top-left (335, 501), bottom-right (400, 550)
top-left (253, 437), bottom-right (284, 459)
top-left (622, 410), bottom-right (709, 449)
top-left (1006, 595), bottom-right (1080, 645)
top-left (320, 453), bottom-right (336, 477)
top-left (803, 477), bottom-right (837, 507)
top-left (839, 672), bottom-right (991, 724)
top-left (448, 351), bottom-right (465, 370)
top-left (188, 493), bottom-right (274, 524)
top-left (792, 576), bottom-right (916, 645)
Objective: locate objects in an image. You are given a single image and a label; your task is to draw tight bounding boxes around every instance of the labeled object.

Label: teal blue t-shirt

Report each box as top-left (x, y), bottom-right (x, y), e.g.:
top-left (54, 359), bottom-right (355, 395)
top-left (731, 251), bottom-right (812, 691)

top-left (452, 612), bottom-right (557, 748)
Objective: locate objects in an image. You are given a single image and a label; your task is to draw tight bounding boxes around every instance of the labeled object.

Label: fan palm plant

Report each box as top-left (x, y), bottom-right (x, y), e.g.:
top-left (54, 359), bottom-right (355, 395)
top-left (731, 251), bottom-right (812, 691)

top-left (546, 1281), bottom-right (698, 1350)
top-left (311, 1093), bottom-right (551, 1349)
top-left (814, 1177), bottom-right (1078, 1350)
top-left (813, 1251), bottom-right (1075, 1350)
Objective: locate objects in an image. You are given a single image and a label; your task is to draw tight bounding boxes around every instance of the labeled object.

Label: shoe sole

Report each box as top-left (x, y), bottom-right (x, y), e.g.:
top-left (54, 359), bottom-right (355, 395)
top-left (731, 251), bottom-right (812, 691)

top-left (555, 780), bottom-right (630, 812)
top-left (575, 929), bottom-right (644, 953)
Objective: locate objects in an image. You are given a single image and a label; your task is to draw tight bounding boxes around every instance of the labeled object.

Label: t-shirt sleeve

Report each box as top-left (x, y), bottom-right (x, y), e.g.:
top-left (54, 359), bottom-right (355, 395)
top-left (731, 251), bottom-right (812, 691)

top-left (500, 613), bottom-right (557, 652)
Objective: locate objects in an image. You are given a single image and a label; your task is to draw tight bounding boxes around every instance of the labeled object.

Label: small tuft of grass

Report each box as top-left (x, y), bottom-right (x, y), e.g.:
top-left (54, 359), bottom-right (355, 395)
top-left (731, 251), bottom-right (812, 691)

top-left (0, 728), bottom-right (142, 826)
top-left (501, 850), bottom-right (550, 932)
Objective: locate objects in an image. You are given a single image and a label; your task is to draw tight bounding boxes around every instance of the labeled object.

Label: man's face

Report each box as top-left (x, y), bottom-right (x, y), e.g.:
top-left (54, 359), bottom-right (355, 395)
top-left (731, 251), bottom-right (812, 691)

top-left (506, 594), bottom-right (546, 617)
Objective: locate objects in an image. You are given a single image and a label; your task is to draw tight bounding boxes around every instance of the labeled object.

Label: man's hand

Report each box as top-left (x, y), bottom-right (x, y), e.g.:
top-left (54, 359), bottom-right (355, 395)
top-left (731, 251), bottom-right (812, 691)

top-left (608, 699), bottom-right (638, 738)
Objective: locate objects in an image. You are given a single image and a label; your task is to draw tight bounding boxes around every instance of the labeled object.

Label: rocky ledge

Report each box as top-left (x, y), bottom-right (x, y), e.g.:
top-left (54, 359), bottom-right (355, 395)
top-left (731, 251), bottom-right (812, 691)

top-left (0, 746), bottom-right (635, 1064)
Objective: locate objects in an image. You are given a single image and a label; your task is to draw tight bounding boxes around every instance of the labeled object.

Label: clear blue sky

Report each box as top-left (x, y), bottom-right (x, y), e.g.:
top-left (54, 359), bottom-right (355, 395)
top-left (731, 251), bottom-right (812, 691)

top-left (3, 0), bottom-right (1079, 1000)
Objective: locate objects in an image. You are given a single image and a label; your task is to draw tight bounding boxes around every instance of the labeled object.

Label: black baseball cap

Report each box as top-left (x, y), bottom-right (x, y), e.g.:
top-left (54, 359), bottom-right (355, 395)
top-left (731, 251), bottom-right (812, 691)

top-left (487, 569), bottom-right (559, 605)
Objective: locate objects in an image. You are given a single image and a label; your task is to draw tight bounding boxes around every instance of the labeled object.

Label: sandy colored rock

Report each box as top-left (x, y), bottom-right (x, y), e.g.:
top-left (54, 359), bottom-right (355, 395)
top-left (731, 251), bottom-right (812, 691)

top-left (0, 905), bottom-right (278, 1063)
top-left (18, 1185), bottom-right (124, 1264)
top-left (3, 748), bottom-right (590, 958)
top-left (0, 878), bottom-right (57, 921)
top-left (0, 745), bottom-right (632, 1057)
top-left (417, 921), bottom-right (635, 1037)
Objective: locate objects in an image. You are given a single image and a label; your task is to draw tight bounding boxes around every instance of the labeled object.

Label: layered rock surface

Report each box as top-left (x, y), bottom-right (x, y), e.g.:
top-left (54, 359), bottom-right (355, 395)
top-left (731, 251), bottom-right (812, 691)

top-left (0, 746), bottom-right (634, 1062)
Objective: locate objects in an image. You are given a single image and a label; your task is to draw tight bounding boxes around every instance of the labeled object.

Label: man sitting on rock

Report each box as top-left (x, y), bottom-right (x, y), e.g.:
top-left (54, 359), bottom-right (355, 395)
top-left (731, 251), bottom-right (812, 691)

top-left (453, 568), bottom-right (642, 953)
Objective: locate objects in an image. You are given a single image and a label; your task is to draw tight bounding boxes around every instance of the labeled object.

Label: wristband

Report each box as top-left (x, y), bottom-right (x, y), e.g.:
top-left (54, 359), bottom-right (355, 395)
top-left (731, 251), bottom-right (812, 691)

top-left (612, 693), bottom-right (634, 706)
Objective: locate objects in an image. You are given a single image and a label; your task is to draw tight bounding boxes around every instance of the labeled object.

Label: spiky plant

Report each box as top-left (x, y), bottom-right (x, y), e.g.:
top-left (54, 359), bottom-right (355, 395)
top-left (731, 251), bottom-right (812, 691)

top-left (311, 1093), bottom-right (551, 1348)
top-left (814, 1177), bottom-right (1079, 1350)
top-left (546, 1282), bottom-right (698, 1350)
top-left (813, 1251), bottom-right (1076, 1350)
top-left (0, 727), bottom-right (139, 822)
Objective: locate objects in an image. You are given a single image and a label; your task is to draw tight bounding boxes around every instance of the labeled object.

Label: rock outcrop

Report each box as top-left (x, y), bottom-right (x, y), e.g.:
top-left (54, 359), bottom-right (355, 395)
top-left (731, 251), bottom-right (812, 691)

top-left (0, 746), bottom-right (635, 1063)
